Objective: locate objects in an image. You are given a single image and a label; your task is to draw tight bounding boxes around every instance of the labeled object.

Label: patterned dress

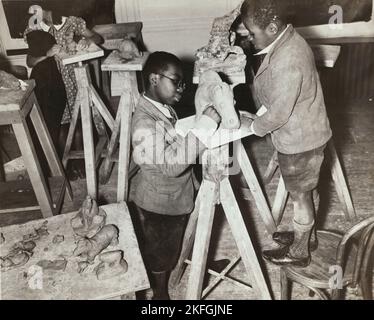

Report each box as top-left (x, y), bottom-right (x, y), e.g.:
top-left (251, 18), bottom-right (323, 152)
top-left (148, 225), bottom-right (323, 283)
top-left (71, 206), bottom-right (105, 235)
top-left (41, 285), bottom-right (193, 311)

top-left (25, 16), bottom-right (87, 124)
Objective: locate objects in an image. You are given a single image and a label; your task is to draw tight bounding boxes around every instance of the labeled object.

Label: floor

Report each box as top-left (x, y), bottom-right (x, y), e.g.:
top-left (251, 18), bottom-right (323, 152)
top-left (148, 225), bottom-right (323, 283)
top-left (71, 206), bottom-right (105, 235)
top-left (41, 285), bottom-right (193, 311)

top-left (0, 95), bottom-right (373, 300)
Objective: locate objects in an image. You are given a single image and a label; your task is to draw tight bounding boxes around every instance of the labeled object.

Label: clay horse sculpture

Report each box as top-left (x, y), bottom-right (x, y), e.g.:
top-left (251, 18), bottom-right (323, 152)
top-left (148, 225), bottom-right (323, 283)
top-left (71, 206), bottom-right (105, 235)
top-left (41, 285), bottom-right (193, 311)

top-left (195, 70), bottom-right (240, 130)
top-left (195, 1), bottom-right (246, 76)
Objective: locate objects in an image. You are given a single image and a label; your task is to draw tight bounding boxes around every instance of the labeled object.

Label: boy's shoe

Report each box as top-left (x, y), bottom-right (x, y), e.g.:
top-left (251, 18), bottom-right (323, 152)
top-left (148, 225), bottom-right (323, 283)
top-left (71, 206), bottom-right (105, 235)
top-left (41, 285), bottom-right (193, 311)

top-left (265, 251), bottom-right (311, 268)
top-left (262, 245), bottom-right (290, 261)
top-left (272, 231), bottom-right (319, 251)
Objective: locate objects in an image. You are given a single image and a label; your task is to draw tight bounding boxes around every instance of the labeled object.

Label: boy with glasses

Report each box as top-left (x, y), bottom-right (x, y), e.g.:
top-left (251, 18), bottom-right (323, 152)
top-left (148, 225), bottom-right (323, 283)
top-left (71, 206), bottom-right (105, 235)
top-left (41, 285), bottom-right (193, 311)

top-left (130, 51), bottom-right (221, 299)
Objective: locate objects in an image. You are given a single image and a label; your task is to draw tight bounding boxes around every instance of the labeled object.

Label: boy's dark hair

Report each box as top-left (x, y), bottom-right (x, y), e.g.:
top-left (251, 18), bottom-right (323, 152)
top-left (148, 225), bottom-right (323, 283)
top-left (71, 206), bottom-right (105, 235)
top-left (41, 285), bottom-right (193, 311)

top-left (143, 51), bottom-right (182, 89)
top-left (240, 0), bottom-right (286, 30)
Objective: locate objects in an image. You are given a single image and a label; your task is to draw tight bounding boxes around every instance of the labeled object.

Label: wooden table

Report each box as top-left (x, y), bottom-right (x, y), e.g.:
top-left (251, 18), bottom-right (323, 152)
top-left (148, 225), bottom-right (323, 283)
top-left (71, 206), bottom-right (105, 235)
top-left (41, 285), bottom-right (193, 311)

top-left (0, 202), bottom-right (150, 300)
top-left (0, 81), bottom-right (70, 218)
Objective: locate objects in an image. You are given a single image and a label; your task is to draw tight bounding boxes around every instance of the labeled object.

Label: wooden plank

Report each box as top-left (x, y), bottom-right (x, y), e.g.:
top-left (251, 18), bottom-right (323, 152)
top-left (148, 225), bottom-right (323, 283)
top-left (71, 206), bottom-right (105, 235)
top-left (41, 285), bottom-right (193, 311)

top-left (12, 119), bottom-right (53, 218)
top-left (272, 176), bottom-right (289, 226)
top-left (60, 43), bottom-right (104, 66)
top-left (186, 180), bottom-right (217, 300)
top-left (170, 191), bottom-right (201, 287)
top-left (263, 151), bottom-right (278, 185)
top-left (29, 95), bottom-right (72, 201)
top-left (75, 67), bottom-right (97, 199)
top-left (220, 178), bottom-right (272, 300)
top-left (62, 98), bottom-right (81, 169)
top-left (117, 89), bottom-right (134, 202)
top-left (328, 141), bottom-right (356, 221)
top-left (0, 202), bottom-right (150, 300)
top-left (89, 84), bottom-right (115, 131)
top-left (236, 141), bottom-right (276, 234)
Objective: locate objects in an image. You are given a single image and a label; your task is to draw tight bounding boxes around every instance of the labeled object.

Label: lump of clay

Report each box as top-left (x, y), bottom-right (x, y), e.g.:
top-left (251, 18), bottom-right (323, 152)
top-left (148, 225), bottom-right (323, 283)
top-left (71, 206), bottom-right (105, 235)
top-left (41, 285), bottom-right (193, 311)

top-left (0, 240), bottom-right (36, 272)
top-left (116, 36), bottom-right (141, 61)
top-left (0, 233), bottom-right (5, 244)
top-left (195, 2), bottom-right (246, 76)
top-left (71, 196), bottom-right (106, 238)
top-left (23, 221), bottom-right (49, 242)
top-left (95, 250), bottom-right (128, 280)
top-left (52, 235), bottom-right (64, 244)
top-left (73, 224), bottom-right (119, 264)
top-left (37, 259), bottom-right (67, 271)
top-left (0, 70), bottom-right (21, 90)
top-left (195, 70), bottom-right (240, 129)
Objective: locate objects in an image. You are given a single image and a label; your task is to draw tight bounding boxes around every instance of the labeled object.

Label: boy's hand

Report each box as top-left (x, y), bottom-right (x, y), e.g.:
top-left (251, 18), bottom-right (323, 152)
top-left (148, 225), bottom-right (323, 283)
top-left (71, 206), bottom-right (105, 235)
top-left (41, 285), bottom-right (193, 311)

top-left (203, 106), bottom-right (221, 124)
top-left (46, 44), bottom-right (62, 57)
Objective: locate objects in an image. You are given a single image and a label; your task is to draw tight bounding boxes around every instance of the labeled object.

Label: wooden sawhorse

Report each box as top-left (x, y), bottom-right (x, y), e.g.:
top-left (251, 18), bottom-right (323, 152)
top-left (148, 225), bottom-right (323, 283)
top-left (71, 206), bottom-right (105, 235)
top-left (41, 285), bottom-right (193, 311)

top-left (264, 139), bottom-right (356, 226)
top-left (62, 64), bottom-right (115, 200)
top-left (0, 81), bottom-right (71, 218)
top-left (171, 141), bottom-right (276, 300)
top-left (100, 52), bottom-right (149, 202)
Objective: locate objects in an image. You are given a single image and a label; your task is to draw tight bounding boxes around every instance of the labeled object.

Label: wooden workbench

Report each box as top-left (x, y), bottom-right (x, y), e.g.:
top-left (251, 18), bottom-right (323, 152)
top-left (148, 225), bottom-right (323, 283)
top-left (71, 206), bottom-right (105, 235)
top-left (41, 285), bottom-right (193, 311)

top-left (0, 202), bottom-right (149, 300)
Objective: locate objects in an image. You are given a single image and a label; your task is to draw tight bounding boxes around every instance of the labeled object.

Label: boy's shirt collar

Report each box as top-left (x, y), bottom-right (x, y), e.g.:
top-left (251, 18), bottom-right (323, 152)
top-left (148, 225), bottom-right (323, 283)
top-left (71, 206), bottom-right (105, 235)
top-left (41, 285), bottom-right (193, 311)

top-left (143, 94), bottom-right (173, 119)
top-left (40, 16), bottom-right (67, 32)
top-left (254, 24), bottom-right (291, 56)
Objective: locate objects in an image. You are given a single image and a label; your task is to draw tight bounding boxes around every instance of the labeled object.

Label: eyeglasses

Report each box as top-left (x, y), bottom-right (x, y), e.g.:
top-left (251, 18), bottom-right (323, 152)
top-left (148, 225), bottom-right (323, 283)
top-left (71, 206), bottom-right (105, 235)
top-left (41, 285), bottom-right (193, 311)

top-left (158, 73), bottom-right (186, 90)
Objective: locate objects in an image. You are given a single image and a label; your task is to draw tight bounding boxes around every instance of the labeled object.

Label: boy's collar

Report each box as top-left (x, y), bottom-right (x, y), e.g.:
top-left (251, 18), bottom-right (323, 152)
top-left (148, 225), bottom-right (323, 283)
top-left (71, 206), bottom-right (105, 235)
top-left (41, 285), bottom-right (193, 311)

top-left (254, 24), bottom-right (291, 56)
top-left (143, 94), bottom-right (173, 119)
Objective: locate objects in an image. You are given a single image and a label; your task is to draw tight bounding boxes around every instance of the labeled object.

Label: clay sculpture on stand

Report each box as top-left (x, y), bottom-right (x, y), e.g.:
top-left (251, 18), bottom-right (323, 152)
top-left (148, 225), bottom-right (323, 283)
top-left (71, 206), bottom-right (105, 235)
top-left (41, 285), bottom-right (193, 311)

top-left (194, 2), bottom-right (246, 77)
top-left (94, 250), bottom-right (128, 280)
top-left (116, 36), bottom-right (141, 61)
top-left (71, 196), bottom-right (106, 238)
top-left (195, 70), bottom-right (240, 129)
top-left (0, 70), bottom-right (21, 90)
top-left (73, 224), bottom-right (119, 264)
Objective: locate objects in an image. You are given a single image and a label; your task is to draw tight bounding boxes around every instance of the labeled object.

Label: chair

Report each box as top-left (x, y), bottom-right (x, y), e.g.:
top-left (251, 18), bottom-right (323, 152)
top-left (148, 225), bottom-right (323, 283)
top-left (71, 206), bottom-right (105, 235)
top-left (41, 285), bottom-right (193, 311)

top-left (280, 215), bottom-right (374, 300)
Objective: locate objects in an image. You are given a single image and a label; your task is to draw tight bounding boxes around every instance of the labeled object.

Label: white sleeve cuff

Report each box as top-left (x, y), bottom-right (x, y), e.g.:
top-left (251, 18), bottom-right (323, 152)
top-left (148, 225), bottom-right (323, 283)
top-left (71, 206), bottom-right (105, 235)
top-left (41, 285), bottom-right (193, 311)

top-left (250, 121), bottom-right (257, 135)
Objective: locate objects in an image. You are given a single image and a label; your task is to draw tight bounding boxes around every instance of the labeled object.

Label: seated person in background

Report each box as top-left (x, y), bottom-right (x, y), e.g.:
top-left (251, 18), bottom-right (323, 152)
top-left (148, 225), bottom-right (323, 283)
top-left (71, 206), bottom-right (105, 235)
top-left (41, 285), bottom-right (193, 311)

top-left (24, 3), bottom-right (103, 180)
top-left (26, 30), bottom-right (67, 155)
top-left (240, 0), bottom-right (332, 267)
top-left (129, 52), bottom-right (221, 299)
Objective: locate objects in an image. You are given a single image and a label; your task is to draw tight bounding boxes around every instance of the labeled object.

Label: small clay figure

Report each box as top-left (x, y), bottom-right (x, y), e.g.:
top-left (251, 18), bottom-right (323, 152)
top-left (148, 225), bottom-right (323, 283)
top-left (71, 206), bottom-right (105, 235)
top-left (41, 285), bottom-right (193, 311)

top-left (37, 259), bottom-right (67, 271)
top-left (0, 233), bottom-right (5, 244)
top-left (94, 250), bottom-right (128, 280)
top-left (52, 235), bottom-right (64, 244)
top-left (195, 70), bottom-right (240, 129)
top-left (0, 70), bottom-right (21, 90)
top-left (71, 196), bottom-right (106, 238)
top-left (77, 261), bottom-right (90, 274)
top-left (0, 239), bottom-right (36, 272)
top-left (116, 36), bottom-right (141, 61)
top-left (73, 224), bottom-right (119, 263)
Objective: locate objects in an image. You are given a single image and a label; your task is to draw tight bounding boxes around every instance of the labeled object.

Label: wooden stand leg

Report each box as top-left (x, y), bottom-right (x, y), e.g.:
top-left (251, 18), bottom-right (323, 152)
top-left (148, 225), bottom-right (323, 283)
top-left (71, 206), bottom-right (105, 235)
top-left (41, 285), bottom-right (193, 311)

top-left (263, 151), bottom-right (278, 185)
top-left (29, 96), bottom-right (73, 201)
top-left (12, 119), bottom-right (54, 218)
top-left (186, 180), bottom-right (217, 300)
top-left (220, 178), bottom-right (272, 300)
top-left (80, 85), bottom-right (97, 199)
top-left (170, 192), bottom-right (201, 287)
top-left (272, 175), bottom-right (288, 227)
top-left (328, 140), bottom-right (356, 221)
top-left (236, 141), bottom-right (276, 234)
